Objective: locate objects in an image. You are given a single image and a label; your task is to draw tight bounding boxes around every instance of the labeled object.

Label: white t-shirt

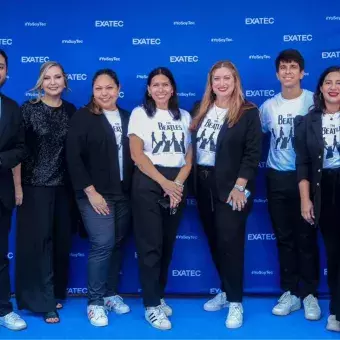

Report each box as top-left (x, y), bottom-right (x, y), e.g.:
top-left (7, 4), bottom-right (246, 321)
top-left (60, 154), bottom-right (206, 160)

top-left (260, 89), bottom-right (314, 171)
top-left (322, 112), bottom-right (340, 169)
top-left (127, 106), bottom-right (192, 167)
top-left (196, 104), bottom-right (227, 166)
top-left (103, 109), bottom-right (123, 180)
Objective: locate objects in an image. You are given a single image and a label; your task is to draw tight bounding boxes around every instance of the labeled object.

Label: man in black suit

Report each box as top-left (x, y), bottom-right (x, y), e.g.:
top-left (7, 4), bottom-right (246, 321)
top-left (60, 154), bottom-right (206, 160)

top-left (0, 49), bottom-right (26, 330)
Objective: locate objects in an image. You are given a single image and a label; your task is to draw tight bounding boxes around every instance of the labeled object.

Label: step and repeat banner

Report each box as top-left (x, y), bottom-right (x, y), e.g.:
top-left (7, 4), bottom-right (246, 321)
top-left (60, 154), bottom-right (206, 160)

top-left (2, 0), bottom-right (339, 295)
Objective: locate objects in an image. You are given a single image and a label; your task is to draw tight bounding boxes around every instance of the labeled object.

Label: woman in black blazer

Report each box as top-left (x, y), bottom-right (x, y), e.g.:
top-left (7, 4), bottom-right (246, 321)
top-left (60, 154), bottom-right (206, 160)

top-left (66, 69), bottom-right (133, 327)
top-left (190, 60), bottom-right (262, 329)
top-left (295, 66), bottom-right (340, 332)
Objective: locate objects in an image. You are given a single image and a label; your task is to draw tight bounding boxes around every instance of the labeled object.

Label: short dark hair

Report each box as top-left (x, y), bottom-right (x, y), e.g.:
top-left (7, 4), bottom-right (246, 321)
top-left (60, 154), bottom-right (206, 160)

top-left (275, 49), bottom-right (304, 72)
top-left (0, 49), bottom-right (8, 68)
top-left (143, 67), bottom-right (181, 120)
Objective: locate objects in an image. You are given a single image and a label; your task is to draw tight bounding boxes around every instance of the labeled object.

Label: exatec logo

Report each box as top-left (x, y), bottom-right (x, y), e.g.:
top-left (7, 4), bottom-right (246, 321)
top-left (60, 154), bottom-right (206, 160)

top-left (258, 161), bottom-right (269, 168)
top-left (69, 252), bottom-right (85, 258)
top-left (0, 39), bottom-right (12, 46)
top-left (173, 21), bottom-right (195, 26)
top-left (283, 34), bottom-right (312, 42)
top-left (322, 51), bottom-right (340, 59)
top-left (210, 37), bottom-right (233, 43)
top-left (210, 288), bottom-right (223, 295)
top-left (132, 38), bottom-right (161, 45)
top-left (249, 55), bottom-right (271, 60)
top-left (245, 17), bottom-right (274, 25)
top-left (99, 57), bottom-right (120, 62)
top-left (136, 74), bottom-right (148, 79)
top-left (61, 39), bottom-right (83, 44)
top-left (21, 56), bottom-right (49, 63)
top-left (176, 235), bottom-right (198, 240)
top-left (177, 92), bottom-right (196, 97)
top-left (170, 56), bottom-right (199, 63)
top-left (94, 20), bottom-right (124, 28)
top-left (67, 74), bottom-right (87, 81)
top-left (245, 89), bottom-right (275, 97)
top-left (7, 252), bottom-right (14, 260)
top-left (251, 270), bottom-right (274, 276)
top-left (172, 269), bottom-right (201, 277)
top-left (24, 22), bottom-right (47, 27)
top-left (67, 288), bottom-right (87, 295)
top-left (248, 233), bottom-right (276, 241)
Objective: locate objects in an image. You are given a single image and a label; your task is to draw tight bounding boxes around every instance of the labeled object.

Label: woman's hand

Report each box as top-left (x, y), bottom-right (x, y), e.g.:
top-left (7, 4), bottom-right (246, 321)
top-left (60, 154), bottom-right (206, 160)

top-left (160, 179), bottom-right (183, 203)
top-left (87, 191), bottom-right (110, 215)
top-left (301, 198), bottom-right (315, 225)
top-left (15, 185), bottom-right (23, 206)
top-left (227, 188), bottom-right (247, 211)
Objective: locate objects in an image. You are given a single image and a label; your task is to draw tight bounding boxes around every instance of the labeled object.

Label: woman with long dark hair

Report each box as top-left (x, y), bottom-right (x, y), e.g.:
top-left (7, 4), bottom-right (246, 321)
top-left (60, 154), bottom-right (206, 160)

top-left (295, 66), bottom-right (340, 332)
top-left (128, 67), bottom-right (192, 330)
top-left (66, 69), bottom-right (133, 327)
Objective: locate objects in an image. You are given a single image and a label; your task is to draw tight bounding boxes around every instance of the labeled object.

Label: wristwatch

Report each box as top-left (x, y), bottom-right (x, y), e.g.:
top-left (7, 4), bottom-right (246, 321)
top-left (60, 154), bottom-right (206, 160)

top-left (234, 184), bottom-right (245, 192)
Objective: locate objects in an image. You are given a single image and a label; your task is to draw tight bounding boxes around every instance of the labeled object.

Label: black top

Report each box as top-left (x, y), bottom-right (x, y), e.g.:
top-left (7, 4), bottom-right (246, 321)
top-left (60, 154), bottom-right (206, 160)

top-left (0, 93), bottom-right (25, 209)
top-left (21, 100), bottom-right (76, 186)
top-left (191, 102), bottom-right (262, 202)
top-left (295, 109), bottom-right (331, 225)
top-left (66, 106), bottom-right (133, 197)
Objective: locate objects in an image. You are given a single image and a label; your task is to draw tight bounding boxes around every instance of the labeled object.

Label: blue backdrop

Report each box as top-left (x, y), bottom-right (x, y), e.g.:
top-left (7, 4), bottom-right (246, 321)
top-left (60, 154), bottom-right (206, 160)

top-left (1, 0), bottom-right (340, 296)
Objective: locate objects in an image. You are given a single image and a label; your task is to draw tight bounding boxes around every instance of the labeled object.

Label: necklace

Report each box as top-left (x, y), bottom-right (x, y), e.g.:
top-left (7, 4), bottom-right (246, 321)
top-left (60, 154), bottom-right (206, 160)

top-left (214, 104), bottom-right (227, 121)
top-left (324, 111), bottom-right (340, 121)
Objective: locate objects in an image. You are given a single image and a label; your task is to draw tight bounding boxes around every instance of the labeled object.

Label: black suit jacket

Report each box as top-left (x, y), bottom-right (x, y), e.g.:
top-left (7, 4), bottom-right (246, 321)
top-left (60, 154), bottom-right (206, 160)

top-left (66, 106), bottom-right (133, 196)
top-left (191, 102), bottom-right (262, 202)
top-left (0, 94), bottom-right (25, 209)
top-left (294, 109), bottom-right (325, 225)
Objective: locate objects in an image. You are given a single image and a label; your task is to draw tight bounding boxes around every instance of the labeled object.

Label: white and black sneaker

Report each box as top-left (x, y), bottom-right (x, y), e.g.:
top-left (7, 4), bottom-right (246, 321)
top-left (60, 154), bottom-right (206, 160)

top-left (204, 292), bottom-right (229, 311)
top-left (145, 306), bottom-right (171, 330)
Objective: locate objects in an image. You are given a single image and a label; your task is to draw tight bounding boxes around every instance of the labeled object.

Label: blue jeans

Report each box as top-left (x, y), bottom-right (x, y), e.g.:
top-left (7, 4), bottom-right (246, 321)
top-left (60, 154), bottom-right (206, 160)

top-left (77, 195), bottom-right (130, 306)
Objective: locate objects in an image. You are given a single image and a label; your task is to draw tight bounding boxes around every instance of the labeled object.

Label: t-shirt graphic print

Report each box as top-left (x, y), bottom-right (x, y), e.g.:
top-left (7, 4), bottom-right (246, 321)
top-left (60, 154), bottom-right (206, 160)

top-left (322, 112), bottom-right (340, 169)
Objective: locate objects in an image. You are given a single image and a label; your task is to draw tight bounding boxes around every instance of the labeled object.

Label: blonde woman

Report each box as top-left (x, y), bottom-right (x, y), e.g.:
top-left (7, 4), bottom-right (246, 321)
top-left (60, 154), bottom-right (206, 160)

top-left (13, 61), bottom-right (76, 323)
top-left (190, 61), bottom-right (262, 328)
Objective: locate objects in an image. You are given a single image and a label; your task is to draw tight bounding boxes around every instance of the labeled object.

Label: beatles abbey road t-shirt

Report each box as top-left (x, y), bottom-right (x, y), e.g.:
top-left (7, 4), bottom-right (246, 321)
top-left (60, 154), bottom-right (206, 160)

top-left (260, 89), bottom-right (314, 171)
top-left (127, 106), bottom-right (192, 167)
top-left (322, 111), bottom-right (340, 169)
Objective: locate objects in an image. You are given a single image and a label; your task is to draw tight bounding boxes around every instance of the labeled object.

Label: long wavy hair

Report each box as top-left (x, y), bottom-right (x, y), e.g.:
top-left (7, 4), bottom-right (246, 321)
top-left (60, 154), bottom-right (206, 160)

top-left (312, 66), bottom-right (340, 113)
top-left (143, 67), bottom-right (181, 120)
top-left (28, 61), bottom-right (69, 103)
top-left (87, 68), bottom-right (120, 115)
top-left (191, 60), bottom-right (255, 130)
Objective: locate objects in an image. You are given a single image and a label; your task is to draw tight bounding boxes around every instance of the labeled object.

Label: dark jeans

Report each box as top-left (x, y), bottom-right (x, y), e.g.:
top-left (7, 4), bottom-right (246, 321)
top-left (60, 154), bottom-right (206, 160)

top-left (132, 167), bottom-right (186, 307)
top-left (196, 166), bottom-right (250, 302)
top-left (77, 195), bottom-right (130, 306)
top-left (266, 168), bottom-right (319, 298)
top-left (0, 202), bottom-right (12, 317)
top-left (319, 168), bottom-right (340, 321)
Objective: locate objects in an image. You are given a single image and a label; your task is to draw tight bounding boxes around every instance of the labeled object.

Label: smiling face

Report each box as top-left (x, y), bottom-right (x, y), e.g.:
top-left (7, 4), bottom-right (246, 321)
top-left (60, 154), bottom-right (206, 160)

top-left (93, 74), bottom-right (120, 110)
top-left (211, 66), bottom-right (235, 101)
top-left (41, 65), bottom-right (66, 98)
top-left (276, 60), bottom-right (304, 89)
top-left (320, 71), bottom-right (340, 110)
top-left (147, 74), bottom-right (173, 109)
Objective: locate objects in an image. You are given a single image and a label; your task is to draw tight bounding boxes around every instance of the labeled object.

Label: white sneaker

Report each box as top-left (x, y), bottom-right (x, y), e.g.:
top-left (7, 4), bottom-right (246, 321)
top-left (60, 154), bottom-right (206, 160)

top-left (0, 312), bottom-right (27, 331)
top-left (204, 292), bottom-right (229, 312)
top-left (326, 315), bottom-right (340, 332)
top-left (303, 294), bottom-right (321, 320)
top-left (225, 302), bottom-right (243, 329)
top-left (145, 306), bottom-right (171, 330)
top-left (104, 295), bottom-right (130, 314)
top-left (87, 305), bottom-right (108, 327)
top-left (160, 298), bottom-right (172, 316)
top-left (272, 291), bottom-right (301, 316)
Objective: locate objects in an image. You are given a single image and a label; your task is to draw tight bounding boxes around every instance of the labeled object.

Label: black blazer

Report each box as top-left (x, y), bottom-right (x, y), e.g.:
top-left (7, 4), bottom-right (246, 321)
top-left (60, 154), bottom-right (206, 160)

top-left (191, 102), bottom-right (262, 202)
top-left (0, 94), bottom-right (25, 209)
top-left (294, 109), bottom-right (325, 225)
top-left (66, 106), bottom-right (133, 196)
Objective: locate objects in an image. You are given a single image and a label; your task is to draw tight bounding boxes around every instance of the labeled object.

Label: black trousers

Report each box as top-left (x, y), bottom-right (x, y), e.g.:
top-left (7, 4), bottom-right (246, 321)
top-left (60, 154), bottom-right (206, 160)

top-left (77, 194), bottom-right (130, 306)
top-left (266, 168), bottom-right (319, 298)
top-left (0, 202), bottom-right (13, 317)
top-left (132, 167), bottom-right (186, 307)
top-left (16, 186), bottom-right (73, 313)
top-left (196, 166), bottom-right (249, 302)
top-left (319, 168), bottom-right (340, 321)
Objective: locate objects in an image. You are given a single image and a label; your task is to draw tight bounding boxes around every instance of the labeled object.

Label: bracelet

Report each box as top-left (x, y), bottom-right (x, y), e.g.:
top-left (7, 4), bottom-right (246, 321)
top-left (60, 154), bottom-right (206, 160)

top-left (174, 180), bottom-right (184, 187)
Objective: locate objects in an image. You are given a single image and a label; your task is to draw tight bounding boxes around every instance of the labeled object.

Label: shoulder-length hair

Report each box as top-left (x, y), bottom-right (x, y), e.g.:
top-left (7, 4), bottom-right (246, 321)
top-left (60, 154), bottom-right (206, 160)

top-left (191, 60), bottom-right (255, 130)
top-left (312, 65), bottom-right (340, 113)
top-left (143, 67), bottom-right (181, 120)
top-left (28, 61), bottom-right (69, 104)
top-left (87, 68), bottom-right (120, 115)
